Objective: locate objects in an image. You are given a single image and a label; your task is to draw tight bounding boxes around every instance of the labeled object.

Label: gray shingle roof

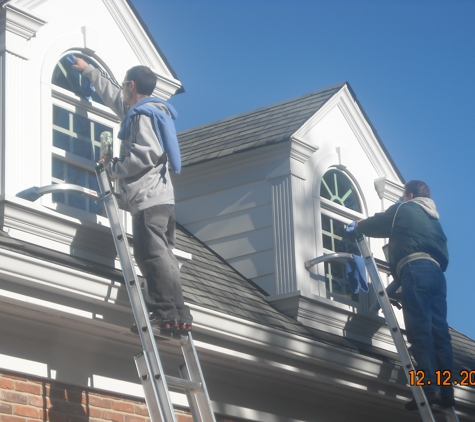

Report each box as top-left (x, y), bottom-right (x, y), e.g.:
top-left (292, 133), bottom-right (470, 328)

top-left (178, 83), bottom-right (346, 167)
top-left (175, 224), bottom-right (313, 337)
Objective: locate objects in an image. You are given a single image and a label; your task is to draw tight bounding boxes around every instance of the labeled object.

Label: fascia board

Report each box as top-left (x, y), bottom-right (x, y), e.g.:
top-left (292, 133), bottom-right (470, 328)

top-left (292, 84), bottom-right (403, 183)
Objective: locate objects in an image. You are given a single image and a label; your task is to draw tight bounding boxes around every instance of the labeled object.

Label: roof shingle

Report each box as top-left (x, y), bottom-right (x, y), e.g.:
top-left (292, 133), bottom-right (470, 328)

top-left (178, 83), bottom-right (346, 167)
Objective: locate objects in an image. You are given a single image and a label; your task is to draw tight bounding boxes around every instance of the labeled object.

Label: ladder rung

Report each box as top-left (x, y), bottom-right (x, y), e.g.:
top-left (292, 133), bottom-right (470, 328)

top-left (165, 375), bottom-right (202, 392)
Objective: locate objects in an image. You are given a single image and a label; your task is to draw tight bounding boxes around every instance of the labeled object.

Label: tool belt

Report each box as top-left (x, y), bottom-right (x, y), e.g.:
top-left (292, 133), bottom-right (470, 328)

top-left (396, 252), bottom-right (440, 277)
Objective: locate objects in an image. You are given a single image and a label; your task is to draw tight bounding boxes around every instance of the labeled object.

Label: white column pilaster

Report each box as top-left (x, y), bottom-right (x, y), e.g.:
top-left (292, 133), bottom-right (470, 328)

top-left (0, 4), bottom-right (46, 197)
top-left (267, 138), bottom-right (317, 295)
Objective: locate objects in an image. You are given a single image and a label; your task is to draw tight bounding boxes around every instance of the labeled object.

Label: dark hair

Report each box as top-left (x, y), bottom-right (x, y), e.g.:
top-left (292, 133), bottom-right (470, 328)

top-left (404, 180), bottom-right (430, 198)
top-left (126, 66), bottom-right (157, 95)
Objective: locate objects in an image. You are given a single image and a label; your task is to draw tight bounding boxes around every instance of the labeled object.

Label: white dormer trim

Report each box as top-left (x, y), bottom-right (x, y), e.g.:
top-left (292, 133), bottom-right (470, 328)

top-left (0, 2), bottom-right (46, 58)
top-left (293, 84), bottom-right (402, 183)
top-left (101, 0), bottom-right (182, 99)
top-left (0, 3), bottom-right (46, 40)
top-left (374, 176), bottom-right (404, 202)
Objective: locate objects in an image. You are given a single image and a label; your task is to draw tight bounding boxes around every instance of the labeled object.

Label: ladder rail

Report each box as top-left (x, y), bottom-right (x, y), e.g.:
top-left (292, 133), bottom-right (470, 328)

top-left (357, 235), bottom-right (459, 422)
top-left (179, 333), bottom-right (216, 422)
top-left (96, 165), bottom-right (177, 422)
top-left (356, 235), bottom-right (435, 421)
top-left (16, 174), bottom-right (217, 422)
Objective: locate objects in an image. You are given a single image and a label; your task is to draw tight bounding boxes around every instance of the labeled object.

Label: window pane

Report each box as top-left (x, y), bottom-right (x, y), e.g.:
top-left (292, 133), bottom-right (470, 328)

top-left (72, 137), bottom-right (93, 160)
top-left (52, 157), bottom-right (64, 180)
top-left (321, 169), bottom-right (361, 212)
top-left (51, 54), bottom-right (105, 105)
top-left (52, 190), bottom-right (65, 206)
top-left (73, 113), bottom-right (91, 139)
top-left (66, 164), bottom-right (86, 186)
top-left (52, 105), bottom-right (70, 129)
top-left (52, 130), bottom-right (71, 152)
top-left (68, 192), bottom-right (86, 211)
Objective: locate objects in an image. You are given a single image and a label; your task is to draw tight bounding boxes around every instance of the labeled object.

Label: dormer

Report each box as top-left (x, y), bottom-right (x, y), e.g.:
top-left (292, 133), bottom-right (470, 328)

top-left (175, 82), bottom-right (405, 342)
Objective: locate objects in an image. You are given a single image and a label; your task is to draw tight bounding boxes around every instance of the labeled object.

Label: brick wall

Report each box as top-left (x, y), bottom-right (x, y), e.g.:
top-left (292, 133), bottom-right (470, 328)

top-left (0, 370), bottom-right (251, 422)
top-left (0, 371), bottom-right (245, 422)
top-left (0, 371), bottom-right (195, 422)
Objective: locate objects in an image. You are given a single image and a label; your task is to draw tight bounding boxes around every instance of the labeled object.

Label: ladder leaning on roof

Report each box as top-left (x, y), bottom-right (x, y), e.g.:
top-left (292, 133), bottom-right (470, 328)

top-left (305, 235), bottom-right (459, 422)
top-left (16, 165), bottom-right (216, 422)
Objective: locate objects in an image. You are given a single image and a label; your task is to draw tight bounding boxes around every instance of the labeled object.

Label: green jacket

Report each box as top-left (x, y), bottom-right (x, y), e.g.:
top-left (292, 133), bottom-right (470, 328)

top-left (355, 198), bottom-right (449, 274)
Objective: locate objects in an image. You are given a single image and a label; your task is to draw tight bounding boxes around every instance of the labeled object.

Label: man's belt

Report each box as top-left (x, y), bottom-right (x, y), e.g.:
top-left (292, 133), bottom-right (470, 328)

top-left (396, 252), bottom-right (440, 277)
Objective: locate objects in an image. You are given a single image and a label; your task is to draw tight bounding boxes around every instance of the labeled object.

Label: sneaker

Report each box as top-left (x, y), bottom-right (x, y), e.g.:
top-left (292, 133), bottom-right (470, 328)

top-left (177, 322), bottom-right (192, 334)
top-left (149, 316), bottom-right (177, 332)
top-left (405, 391), bottom-right (441, 411)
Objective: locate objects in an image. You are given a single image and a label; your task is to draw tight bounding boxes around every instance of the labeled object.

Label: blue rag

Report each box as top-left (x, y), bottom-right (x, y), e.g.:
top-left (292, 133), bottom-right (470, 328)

top-left (346, 255), bottom-right (369, 294)
top-left (346, 221), bottom-right (356, 233)
top-left (65, 54), bottom-right (95, 100)
top-left (118, 97), bottom-right (181, 173)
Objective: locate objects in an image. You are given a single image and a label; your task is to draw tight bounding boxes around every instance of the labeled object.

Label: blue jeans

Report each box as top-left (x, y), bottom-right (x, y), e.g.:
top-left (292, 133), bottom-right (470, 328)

top-left (400, 259), bottom-right (453, 399)
top-left (132, 204), bottom-right (193, 324)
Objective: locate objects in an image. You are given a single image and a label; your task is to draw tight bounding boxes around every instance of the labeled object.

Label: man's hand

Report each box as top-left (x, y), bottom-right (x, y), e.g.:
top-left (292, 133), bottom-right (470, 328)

top-left (98, 154), bottom-right (112, 165)
top-left (72, 56), bottom-right (89, 73)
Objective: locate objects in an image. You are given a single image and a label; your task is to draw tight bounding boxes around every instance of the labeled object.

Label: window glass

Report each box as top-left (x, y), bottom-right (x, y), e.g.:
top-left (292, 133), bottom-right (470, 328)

top-left (51, 54), bottom-right (104, 104)
top-left (321, 169), bottom-right (361, 212)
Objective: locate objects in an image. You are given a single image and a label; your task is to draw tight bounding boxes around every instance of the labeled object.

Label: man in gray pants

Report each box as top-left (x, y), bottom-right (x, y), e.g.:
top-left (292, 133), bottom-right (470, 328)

top-left (73, 57), bottom-right (192, 333)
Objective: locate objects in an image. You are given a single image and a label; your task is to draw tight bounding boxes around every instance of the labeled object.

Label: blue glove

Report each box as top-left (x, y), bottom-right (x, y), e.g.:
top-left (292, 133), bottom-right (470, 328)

top-left (65, 54), bottom-right (95, 100)
top-left (346, 221), bottom-right (357, 233)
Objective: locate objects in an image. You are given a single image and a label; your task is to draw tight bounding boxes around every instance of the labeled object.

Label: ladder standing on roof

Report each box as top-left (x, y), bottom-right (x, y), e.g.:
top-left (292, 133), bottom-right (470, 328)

top-left (356, 234), bottom-right (459, 422)
top-left (96, 164), bottom-right (216, 422)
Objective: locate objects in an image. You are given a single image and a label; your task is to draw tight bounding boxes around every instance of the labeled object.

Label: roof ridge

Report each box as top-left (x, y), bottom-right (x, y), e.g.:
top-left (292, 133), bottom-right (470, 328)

top-left (178, 82), bottom-right (347, 135)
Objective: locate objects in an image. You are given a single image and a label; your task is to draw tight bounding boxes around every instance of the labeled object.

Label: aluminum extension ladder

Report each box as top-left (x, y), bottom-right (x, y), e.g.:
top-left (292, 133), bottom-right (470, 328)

top-left (356, 234), bottom-right (459, 422)
top-left (16, 165), bottom-right (216, 422)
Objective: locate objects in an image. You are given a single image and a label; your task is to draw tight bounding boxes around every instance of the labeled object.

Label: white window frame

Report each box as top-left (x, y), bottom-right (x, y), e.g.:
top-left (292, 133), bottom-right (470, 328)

top-left (44, 56), bottom-right (121, 226)
top-left (319, 171), bottom-right (368, 309)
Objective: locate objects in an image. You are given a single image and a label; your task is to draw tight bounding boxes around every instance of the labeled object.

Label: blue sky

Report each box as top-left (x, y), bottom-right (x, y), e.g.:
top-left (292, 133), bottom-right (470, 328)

top-left (132, 0), bottom-right (475, 339)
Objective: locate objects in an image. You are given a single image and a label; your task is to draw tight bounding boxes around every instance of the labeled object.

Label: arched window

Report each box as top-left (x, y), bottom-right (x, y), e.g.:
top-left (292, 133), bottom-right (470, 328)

top-left (50, 53), bottom-right (119, 216)
top-left (320, 169), bottom-right (363, 301)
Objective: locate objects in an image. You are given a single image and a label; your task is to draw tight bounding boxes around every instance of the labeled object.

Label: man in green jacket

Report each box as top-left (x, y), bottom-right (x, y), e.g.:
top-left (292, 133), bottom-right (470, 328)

top-left (355, 180), bottom-right (454, 410)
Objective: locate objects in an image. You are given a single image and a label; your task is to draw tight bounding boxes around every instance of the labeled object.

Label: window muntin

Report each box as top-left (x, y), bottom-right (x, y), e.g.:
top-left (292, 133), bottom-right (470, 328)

top-left (52, 105), bottom-right (112, 163)
top-left (321, 169), bottom-right (361, 212)
top-left (320, 169), bottom-right (363, 302)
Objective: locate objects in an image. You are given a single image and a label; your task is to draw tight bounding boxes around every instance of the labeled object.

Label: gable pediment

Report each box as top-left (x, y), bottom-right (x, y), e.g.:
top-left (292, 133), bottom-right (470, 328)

top-left (291, 83), bottom-right (403, 184)
top-left (2, 0), bottom-right (181, 98)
